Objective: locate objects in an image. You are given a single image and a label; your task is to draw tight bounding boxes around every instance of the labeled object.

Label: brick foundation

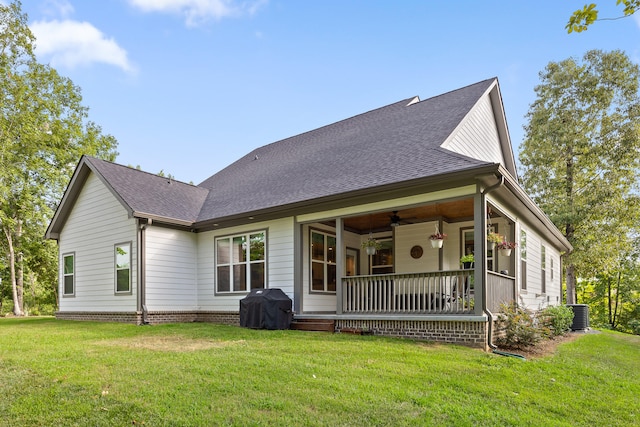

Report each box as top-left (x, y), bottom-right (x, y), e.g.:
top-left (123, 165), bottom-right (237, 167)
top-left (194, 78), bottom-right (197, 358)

top-left (55, 311), bottom-right (239, 326)
top-left (335, 318), bottom-right (489, 349)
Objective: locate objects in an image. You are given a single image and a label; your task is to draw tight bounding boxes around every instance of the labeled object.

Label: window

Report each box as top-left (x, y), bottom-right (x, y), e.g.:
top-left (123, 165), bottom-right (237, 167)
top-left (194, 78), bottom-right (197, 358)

top-left (62, 253), bottom-right (75, 296)
top-left (115, 243), bottom-right (131, 293)
top-left (541, 245), bottom-right (546, 294)
top-left (371, 238), bottom-right (393, 275)
top-left (216, 231), bottom-right (266, 293)
top-left (520, 230), bottom-right (527, 290)
top-left (311, 230), bottom-right (336, 292)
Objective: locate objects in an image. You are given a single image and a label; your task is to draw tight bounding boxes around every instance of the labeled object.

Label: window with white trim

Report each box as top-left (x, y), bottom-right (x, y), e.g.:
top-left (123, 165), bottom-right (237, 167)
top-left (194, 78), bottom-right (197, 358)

top-left (115, 242), bottom-right (131, 293)
top-left (520, 230), bottom-right (527, 290)
top-left (541, 245), bottom-right (546, 294)
top-left (216, 231), bottom-right (266, 293)
top-left (310, 230), bottom-right (336, 293)
top-left (62, 253), bottom-right (75, 296)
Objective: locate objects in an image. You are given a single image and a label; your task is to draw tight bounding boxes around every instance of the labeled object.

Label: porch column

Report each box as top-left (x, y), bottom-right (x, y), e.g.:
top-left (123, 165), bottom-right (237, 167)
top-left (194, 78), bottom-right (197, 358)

top-left (473, 190), bottom-right (485, 316)
top-left (336, 217), bottom-right (344, 314)
top-left (293, 219), bottom-right (303, 314)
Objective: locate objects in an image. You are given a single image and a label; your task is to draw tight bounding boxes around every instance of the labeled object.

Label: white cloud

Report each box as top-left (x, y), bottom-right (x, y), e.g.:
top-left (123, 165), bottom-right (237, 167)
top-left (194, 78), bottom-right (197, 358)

top-left (40, 0), bottom-right (74, 18)
top-left (128, 0), bottom-right (266, 27)
top-left (30, 20), bottom-right (135, 73)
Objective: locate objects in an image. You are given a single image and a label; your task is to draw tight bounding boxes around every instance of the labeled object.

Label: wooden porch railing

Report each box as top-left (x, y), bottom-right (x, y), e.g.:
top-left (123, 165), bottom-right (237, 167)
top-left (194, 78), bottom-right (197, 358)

top-left (342, 270), bottom-right (474, 314)
top-left (486, 271), bottom-right (516, 312)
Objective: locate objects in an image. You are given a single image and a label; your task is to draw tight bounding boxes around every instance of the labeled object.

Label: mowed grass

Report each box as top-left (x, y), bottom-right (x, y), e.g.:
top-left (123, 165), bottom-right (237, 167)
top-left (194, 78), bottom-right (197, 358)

top-left (0, 318), bottom-right (638, 426)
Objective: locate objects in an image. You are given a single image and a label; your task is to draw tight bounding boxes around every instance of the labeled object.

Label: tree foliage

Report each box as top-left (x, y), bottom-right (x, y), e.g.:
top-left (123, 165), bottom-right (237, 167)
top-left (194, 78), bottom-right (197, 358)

top-left (0, 1), bottom-right (118, 315)
top-left (519, 49), bottom-right (640, 308)
top-left (567, 1), bottom-right (640, 33)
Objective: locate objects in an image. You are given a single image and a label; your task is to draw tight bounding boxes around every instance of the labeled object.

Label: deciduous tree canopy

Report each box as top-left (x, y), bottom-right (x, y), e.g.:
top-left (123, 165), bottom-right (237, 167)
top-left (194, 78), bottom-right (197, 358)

top-left (1, 1), bottom-right (118, 315)
top-left (520, 49), bottom-right (640, 307)
top-left (567, 1), bottom-right (640, 33)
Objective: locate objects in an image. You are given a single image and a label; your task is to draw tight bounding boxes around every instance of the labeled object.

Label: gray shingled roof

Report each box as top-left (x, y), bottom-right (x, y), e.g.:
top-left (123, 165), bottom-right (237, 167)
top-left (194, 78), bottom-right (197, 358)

top-left (84, 157), bottom-right (209, 223)
top-left (51, 78), bottom-right (498, 233)
top-left (196, 78), bottom-right (497, 221)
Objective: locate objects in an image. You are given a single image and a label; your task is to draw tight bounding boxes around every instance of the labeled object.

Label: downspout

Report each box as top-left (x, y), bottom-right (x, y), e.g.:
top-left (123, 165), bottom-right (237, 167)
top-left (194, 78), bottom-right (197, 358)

top-left (480, 175), bottom-right (504, 352)
top-left (481, 176), bottom-right (526, 360)
top-left (137, 218), bottom-right (151, 325)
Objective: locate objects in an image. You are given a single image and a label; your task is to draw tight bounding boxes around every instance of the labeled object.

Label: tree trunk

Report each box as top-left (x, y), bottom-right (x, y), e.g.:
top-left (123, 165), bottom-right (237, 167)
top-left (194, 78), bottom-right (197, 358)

top-left (564, 147), bottom-right (576, 305)
top-left (612, 271), bottom-right (622, 328)
top-left (566, 263), bottom-right (577, 305)
top-left (3, 225), bottom-right (23, 316)
top-left (607, 275), bottom-right (613, 326)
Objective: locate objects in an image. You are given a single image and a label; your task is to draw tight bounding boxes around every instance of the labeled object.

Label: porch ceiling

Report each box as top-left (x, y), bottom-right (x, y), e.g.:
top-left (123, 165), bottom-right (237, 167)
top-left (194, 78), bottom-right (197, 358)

top-left (341, 198), bottom-right (475, 234)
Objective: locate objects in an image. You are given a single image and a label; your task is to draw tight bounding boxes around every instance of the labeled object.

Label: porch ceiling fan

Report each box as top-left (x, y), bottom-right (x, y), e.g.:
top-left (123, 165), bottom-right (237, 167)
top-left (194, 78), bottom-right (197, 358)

top-left (389, 211), bottom-right (415, 227)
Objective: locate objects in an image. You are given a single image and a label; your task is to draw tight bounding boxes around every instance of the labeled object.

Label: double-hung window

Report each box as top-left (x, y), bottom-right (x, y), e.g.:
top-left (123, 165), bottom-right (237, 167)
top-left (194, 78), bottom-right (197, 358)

top-left (541, 245), bottom-right (546, 294)
top-left (311, 230), bottom-right (336, 293)
top-left (62, 253), bottom-right (75, 296)
top-left (115, 242), bottom-right (132, 293)
top-left (520, 230), bottom-right (527, 290)
top-left (216, 231), bottom-right (266, 293)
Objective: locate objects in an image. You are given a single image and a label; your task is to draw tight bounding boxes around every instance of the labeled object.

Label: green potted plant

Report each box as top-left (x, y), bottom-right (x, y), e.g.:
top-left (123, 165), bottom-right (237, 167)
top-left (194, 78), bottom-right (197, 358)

top-left (487, 232), bottom-right (502, 250)
top-left (429, 226), bottom-right (447, 248)
top-left (362, 234), bottom-right (382, 255)
top-left (460, 254), bottom-right (474, 269)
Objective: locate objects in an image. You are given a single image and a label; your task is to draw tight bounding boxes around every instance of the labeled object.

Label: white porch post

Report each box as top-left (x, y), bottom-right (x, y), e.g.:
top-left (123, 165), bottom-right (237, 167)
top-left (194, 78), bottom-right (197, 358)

top-left (336, 217), bottom-right (344, 315)
top-left (473, 190), bottom-right (485, 316)
top-left (293, 219), bottom-right (303, 314)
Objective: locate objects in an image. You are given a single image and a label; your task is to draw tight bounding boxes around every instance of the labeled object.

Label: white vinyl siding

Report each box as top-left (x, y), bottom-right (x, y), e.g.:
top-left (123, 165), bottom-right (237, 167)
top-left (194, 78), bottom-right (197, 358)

top-left (58, 172), bottom-right (137, 312)
top-left (145, 227), bottom-right (198, 310)
top-left (441, 95), bottom-right (504, 165)
top-left (196, 218), bottom-right (295, 311)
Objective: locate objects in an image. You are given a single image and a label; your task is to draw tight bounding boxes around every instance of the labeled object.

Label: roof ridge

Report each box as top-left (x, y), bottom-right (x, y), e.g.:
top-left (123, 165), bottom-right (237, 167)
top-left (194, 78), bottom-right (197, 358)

top-left (413, 77), bottom-right (497, 106)
top-left (247, 96), bottom-right (417, 153)
top-left (84, 155), bottom-right (201, 188)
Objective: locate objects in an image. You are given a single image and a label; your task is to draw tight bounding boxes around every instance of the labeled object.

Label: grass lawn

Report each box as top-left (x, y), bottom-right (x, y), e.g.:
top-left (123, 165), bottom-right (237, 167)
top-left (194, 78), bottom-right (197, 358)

top-left (0, 318), bottom-right (638, 426)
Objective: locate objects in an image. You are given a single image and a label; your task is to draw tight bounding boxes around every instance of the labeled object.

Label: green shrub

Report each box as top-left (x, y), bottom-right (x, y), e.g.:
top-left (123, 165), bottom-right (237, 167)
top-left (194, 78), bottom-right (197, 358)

top-left (539, 305), bottom-right (574, 337)
top-left (495, 302), bottom-right (541, 349)
top-left (628, 319), bottom-right (640, 335)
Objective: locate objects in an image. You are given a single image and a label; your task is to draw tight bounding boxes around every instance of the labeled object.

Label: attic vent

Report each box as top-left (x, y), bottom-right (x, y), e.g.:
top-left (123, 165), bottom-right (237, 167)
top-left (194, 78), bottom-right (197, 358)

top-left (406, 96), bottom-right (420, 106)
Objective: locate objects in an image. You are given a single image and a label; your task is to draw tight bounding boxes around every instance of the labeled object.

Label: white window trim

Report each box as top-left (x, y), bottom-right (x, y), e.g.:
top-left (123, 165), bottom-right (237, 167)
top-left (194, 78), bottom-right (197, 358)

top-left (310, 229), bottom-right (337, 294)
top-left (114, 242), bottom-right (132, 295)
top-left (215, 230), bottom-right (267, 294)
top-left (62, 252), bottom-right (75, 297)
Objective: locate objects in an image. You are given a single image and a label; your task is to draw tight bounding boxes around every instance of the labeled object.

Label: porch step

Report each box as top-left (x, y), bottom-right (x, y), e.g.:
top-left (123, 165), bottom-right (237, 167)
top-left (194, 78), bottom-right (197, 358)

top-left (290, 318), bottom-right (335, 333)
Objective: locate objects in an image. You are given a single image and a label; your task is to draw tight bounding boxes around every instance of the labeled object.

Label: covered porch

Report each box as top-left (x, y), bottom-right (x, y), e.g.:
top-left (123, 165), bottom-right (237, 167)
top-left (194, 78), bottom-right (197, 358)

top-left (297, 188), bottom-right (519, 318)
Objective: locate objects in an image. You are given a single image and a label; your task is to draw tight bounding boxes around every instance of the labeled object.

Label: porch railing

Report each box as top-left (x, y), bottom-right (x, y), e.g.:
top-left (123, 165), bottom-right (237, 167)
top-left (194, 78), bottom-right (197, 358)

top-left (342, 270), bottom-right (474, 315)
top-left (486, 271), bottom-right (516, 312)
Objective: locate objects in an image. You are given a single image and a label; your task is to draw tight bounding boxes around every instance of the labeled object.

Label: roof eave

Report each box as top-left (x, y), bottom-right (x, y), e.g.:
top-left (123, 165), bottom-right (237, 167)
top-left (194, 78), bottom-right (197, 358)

top-left (194, 164), bottom-right (502, 231)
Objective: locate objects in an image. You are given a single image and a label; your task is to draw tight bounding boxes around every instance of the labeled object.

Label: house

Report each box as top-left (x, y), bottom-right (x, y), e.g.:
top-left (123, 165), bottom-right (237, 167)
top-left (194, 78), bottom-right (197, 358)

top-left (45, 78), bottom-right (572, 349)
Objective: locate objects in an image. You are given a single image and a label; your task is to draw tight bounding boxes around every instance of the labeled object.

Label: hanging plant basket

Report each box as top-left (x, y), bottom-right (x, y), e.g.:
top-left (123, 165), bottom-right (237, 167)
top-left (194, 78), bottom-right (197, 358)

top-left (430, 239), bottom-right (444, 249)
top-left (497, 240), bottom-right (517, 257)
top-left (499, 248), bottom-right (512, 257)
top-left (429, 226), bottom-right (446, 249)
top-left (362, 234), bottom-right (382, 256)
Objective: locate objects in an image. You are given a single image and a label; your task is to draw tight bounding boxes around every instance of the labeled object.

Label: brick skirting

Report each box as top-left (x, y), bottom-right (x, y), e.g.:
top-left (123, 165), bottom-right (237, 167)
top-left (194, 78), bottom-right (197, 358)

top-left (55, 311), bottom-right (240, 326)
top-left (56, 311), bottom-right (494, 349)
top-left (335, 319), bottom-right (490, 349)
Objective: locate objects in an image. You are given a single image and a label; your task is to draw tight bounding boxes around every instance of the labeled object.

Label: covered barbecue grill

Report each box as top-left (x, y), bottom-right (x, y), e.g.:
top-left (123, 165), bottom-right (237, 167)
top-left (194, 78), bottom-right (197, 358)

top-left (239, 288), bottom-right (293, 330)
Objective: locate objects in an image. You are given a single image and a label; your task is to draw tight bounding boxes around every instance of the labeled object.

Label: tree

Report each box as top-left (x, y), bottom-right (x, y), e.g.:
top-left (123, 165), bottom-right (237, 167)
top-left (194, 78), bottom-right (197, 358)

top-left (567, 1), bottom-right (640, 33)
top-left (519, 49), bottom-right (640, 305)
top-left (1, 1), bottom-right (118, 315)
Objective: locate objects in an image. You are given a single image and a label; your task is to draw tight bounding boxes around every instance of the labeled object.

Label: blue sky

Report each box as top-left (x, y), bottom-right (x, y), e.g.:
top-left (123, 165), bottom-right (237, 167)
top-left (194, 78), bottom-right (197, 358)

top-left (16, 0), bottom-right (640, 184)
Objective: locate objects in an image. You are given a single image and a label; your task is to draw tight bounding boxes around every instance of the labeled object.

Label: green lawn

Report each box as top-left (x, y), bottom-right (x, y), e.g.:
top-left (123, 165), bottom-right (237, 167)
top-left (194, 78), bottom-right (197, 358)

top-left (0, 318), bottom-right (638, 426)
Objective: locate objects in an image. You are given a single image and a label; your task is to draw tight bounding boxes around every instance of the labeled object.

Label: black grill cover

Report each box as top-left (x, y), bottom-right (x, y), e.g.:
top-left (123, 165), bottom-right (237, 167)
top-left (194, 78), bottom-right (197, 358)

top-left (239, 288), bottom-right (293, 330)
